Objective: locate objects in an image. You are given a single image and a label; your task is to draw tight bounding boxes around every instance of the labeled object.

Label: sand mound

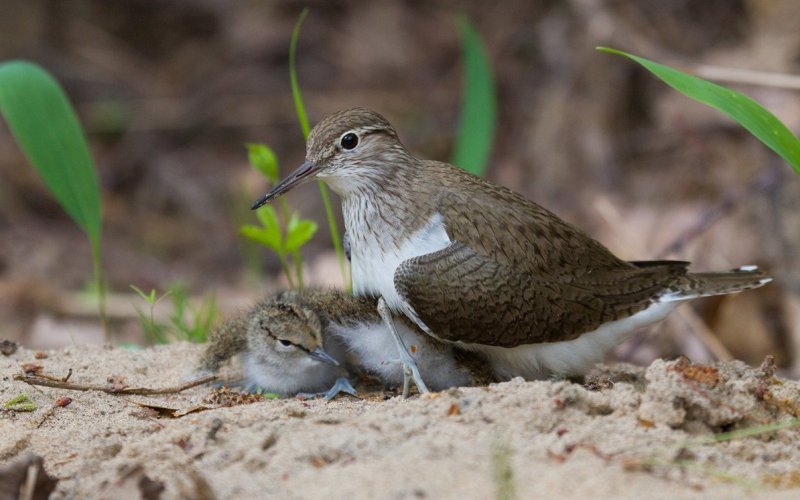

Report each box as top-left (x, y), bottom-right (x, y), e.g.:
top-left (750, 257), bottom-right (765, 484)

top-left (2, 343), bottom-right (799, 499)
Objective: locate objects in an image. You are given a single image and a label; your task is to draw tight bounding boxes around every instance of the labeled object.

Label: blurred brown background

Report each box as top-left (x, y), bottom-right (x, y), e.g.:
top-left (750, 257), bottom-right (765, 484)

top-left (1, 0), bottom-right (799, 375)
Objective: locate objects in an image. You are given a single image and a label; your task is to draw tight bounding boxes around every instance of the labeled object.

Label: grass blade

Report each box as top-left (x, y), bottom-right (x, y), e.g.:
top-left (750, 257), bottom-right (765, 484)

top-left (0, 61), bottom-right (102, 247)
top-left (598, 47), bottom-right (800, 176)
top-left (290, 8), bottom-right (311, 140)
top-left (289, 8), bottom-right (349, 290)
top-left (452, 15), bottom-right (496, 177)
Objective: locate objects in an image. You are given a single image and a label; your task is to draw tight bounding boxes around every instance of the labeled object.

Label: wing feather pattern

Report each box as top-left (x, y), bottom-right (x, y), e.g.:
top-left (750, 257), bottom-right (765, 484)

top-left (394, 242), bottom-right (688, 347)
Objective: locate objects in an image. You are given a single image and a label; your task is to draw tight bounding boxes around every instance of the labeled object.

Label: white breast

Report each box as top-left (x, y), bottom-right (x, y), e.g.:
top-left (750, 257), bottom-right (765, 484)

top-left (349, 212), bottom-right (451, 314)
top-left (329, 319), bottom-right (472, 390)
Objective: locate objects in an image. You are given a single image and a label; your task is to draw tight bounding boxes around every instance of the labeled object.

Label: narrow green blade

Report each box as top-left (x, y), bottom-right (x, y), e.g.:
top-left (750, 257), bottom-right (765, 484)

top-left (288, 8), bottom-right (348, 290)
top-left (290, 8), bottom-right (311, 140)
top-left (0, 60), bottom-right (102, 247)
top-left (598, 47), bottom-right (800, 176)
top-left (452, 16), bottom-right (496, 177)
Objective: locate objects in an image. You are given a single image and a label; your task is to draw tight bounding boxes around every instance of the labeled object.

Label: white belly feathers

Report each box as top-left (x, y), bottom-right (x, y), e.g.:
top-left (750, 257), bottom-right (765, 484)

top-left (350, 212), bottom-right (451, 313)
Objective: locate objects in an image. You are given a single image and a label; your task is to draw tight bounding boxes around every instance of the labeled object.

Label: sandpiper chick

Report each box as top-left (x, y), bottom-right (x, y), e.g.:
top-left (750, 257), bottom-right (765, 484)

top-left (252, 108), bottom-right (772, 395)
top-left (198, 292), bottom-right (349, 397)
top-left (199, 289), bottom-right (492, 397)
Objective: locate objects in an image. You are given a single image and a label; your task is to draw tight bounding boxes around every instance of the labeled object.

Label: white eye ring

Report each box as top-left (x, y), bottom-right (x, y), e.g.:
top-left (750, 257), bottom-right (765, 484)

top-left (277, 339), bottom-right (293, 348)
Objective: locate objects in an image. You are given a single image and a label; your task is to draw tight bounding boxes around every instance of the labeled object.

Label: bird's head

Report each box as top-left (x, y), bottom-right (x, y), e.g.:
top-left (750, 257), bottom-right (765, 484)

top-left (251, 108), bottom-right (408, 208)
top-left (247, 299), bottom-right (339, 368)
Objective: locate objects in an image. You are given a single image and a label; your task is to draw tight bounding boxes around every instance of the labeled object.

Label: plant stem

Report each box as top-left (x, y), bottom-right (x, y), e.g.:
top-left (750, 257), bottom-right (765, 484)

top-left (289, 7), bottom-right (350, 291)
top-left (91, 242), bottom-right (110, 343)
top-left (292, 249), bottom-right (304, 289)
top-left (276, 196), bottom-right (304, 289)
top-left (277, 251), bottom-right (295, 288)
top-left (317, 180), bottom-right (350, 291)
top-left (290, 8), bottom-right (311, 139)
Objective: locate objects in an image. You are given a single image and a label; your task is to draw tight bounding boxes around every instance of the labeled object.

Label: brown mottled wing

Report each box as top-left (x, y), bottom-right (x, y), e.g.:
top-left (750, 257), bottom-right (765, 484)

top-left (431, 182), bottom-right (631, 277)
top-left (394, 242), bottom-right (688, 347)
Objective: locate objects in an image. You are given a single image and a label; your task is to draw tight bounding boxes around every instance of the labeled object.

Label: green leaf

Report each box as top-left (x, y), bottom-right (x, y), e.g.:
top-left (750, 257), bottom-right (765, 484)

top-left (290, 8), bottom-right (311, 140)
top-left (0, 60), bottom-right (102, 250)
top-left (597, 47), bottom-right (800, 176)
top-left (452, 15), bottom-right (496, 177)
top-left (240, 224), bottom-right (281, 252)
top-left (287, 8), bottom-right (348, 290)
top-left (255, 205), bottom-right (280, 232)
top-left (246, 143), bottom-right (279, 183)
top-left (3, 394), bottom-right (36, 412)
top-left (130, 285), bottom-right (150, 303)
top-left (285, 215), bottom-right (318, 252)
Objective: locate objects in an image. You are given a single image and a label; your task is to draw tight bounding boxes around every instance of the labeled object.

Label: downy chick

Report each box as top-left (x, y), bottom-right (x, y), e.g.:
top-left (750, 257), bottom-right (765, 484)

top-left (289, 289), bottom-right (494, 391)
top-left (199, 289), bottom-right (493, 395)
top-left (198, 294), bottom-right (346, 396)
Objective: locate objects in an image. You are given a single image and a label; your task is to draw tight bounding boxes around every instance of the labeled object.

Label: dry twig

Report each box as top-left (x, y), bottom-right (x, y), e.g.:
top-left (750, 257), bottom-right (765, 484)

top-left (13, 373), bottom-right (216, 395)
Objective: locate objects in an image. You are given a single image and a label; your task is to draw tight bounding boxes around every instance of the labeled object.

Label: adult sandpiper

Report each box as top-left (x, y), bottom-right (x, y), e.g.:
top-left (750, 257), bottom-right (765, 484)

top-left (252, 108), bottom-right (771, 395)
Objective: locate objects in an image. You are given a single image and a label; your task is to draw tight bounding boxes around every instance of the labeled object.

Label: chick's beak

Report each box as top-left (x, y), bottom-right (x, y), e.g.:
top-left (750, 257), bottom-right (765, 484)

top-left (251, 160), bottom-right (319, 209)
top-left (308, 347), bottom-right (340, 367)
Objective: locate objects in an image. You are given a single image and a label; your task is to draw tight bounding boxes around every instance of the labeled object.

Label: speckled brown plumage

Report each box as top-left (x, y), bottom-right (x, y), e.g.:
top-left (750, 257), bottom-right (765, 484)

top-left (256, 108), bottom-right (772, 352)
top-left (395, 243), bottom-right (767, 347)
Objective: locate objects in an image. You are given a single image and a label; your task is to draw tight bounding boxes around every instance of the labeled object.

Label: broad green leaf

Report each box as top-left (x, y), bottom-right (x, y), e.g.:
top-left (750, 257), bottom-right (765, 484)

top-left (240, 225), bottom-right (281, 251)
top-left (598, 47), bottom-right (800, 176)
top-left (290, 8), bottom-right (310, 140)
top-left (0, 60), bottom-right (102, 250)
top-left (246, 143), bottom-right (279, 183)
top-left (452, 15), bottom-right (496, 177)
top-left (285, 216), bottom-right (318, 252)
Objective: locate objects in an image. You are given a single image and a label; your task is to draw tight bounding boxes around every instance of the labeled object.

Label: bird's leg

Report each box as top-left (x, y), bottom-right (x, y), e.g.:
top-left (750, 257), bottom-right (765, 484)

top-left (322, 377), bottom-right (358, 400)
top-left (377, 297), bottom-right (430, 397)
top-left (296, 377), bottom-right (359, 400)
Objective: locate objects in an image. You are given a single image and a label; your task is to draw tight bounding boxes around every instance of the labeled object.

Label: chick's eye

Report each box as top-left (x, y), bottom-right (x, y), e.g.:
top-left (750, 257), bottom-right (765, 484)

top-left (340, 133), bottom-right (359, 150)
top-left (277, 339), bottom-right (293, 347)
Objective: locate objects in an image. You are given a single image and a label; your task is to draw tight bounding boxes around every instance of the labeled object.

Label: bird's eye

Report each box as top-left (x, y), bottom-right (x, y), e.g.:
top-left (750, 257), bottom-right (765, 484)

top-left (277, 339), bottom-right (293, 347)
top-left (340, 132), bottom-right (359, 150)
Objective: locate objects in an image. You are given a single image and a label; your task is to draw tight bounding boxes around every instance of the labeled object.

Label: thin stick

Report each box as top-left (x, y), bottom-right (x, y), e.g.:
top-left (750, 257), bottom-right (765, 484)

top-left (13, 374), bottom-right (216, 395)
top-left (658, 168), bottom-right (779, 257)
top-left (689, 63), bottom-right (800, 91)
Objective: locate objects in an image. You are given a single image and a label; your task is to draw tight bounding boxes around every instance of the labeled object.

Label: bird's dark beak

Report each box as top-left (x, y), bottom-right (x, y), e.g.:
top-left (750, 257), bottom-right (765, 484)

top-left (251, 160), bottom-right (319, 210)
top-left (308, 347), bottom-right (340, 367)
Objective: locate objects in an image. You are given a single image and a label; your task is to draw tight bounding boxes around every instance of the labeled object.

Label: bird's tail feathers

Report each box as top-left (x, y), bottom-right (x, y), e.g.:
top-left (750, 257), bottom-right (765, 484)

top-left (659, 265), bottom-right (771, 302)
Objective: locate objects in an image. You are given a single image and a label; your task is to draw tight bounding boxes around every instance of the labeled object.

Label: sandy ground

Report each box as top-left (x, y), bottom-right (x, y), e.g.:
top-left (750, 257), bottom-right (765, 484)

top-left (2, 342), bottom-right (800, 500)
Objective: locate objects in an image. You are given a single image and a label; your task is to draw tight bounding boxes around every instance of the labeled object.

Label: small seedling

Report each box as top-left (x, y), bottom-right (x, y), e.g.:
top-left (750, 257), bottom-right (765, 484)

top-left (167, 284), bottom-right (218, 343)
top-left (131, 283), bottom-right (218, 344)
top-left (241, 144), bottom-right (318, 288)
top-left (4, 393), bottom-right (36, 412)
top-left (130, 285), bottom-right (172, 344)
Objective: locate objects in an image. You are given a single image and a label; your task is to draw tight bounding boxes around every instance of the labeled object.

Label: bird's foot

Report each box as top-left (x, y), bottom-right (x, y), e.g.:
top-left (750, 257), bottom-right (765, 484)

top-left (377, 297), bottom-right (430, 398)
top-left (296, 377), bottom-right (358, 401)
top-left (323, 377), bottom-right (358, 400)
top-left (547, 372), bottom-right (568, 382)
